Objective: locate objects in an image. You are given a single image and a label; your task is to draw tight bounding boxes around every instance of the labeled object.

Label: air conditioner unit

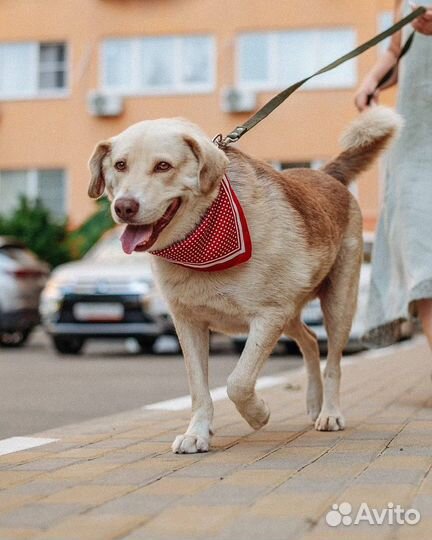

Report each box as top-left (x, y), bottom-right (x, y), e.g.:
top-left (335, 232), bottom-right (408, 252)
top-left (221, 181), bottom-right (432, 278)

top-left (221, 87), bottom-right (257, 113)
top-left (87, 91), bottom-right (124, 117)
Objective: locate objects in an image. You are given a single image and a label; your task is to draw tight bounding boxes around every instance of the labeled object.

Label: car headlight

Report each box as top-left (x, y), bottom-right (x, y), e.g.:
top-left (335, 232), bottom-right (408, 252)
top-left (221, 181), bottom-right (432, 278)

top-left (39, 278), bottom-right (73, 318)
top-left (42, 282), bottom-right (63, 301)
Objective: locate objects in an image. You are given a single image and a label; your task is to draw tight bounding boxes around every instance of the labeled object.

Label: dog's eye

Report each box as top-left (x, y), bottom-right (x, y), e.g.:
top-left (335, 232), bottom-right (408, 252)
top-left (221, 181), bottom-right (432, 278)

top-left (154, 161), bottom-right (172, 173)
top-left (114, 160), bottom-right (127, 172)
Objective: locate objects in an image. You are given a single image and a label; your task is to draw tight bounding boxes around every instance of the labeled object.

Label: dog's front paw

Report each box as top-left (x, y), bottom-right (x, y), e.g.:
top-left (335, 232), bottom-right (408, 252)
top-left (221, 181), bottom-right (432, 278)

top-left (314, 409), bottom-right (345, 431)
top-left (241, 398), bottom-right (270, 430)
top-left (172, 433), bottom-right (210, 454)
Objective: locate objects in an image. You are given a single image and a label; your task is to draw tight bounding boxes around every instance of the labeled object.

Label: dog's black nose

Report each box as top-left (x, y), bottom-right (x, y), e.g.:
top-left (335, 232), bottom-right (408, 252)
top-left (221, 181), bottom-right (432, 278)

top-left (114, 198), bottom-right (140, 220)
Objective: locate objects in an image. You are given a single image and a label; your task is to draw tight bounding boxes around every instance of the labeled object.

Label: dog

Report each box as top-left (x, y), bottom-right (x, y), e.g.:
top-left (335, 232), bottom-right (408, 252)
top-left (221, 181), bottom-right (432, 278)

top-left (88, 106), bottom-right (401, 453)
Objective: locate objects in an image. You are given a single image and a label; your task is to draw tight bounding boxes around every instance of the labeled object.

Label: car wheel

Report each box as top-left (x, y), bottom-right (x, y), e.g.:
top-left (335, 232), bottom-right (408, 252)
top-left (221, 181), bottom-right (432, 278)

top-left (53, 336), bottom-right (85, 355)
top-left (136, 336), bottom-right (157, 354)
top-left (232, 338), bottom-right (246, 354)
top-left (284, 340), bottom-right (301, 355)
top-left (0, 329), bottom-right (31, 348)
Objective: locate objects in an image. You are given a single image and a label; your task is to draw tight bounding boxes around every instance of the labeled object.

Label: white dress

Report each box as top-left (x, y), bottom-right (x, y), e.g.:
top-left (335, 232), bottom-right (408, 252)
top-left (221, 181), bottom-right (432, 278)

top-left (363, 0), bottom-right (432, 347)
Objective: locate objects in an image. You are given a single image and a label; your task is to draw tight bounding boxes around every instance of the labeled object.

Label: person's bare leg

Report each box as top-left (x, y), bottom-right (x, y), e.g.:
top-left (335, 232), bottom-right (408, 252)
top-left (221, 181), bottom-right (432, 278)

top-left (417, 299), bottom-right (432, 350)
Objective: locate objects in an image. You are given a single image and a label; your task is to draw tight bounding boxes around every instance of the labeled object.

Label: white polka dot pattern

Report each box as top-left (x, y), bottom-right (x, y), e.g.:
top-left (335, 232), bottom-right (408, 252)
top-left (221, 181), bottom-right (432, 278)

top-left (150, 175), bottom-right (252, 272)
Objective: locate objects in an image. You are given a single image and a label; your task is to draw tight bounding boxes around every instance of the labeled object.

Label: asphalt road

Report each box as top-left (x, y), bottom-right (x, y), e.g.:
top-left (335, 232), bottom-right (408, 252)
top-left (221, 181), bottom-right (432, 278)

top-left (0, 329), bottom-right (301, 440)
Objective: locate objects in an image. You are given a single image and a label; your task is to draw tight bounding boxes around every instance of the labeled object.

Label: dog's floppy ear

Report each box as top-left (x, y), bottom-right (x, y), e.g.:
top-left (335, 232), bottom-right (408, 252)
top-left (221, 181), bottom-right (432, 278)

top-left (88, 141), bottom-right (111, 199)
top-left (183, 135), bottom-right (229, 194)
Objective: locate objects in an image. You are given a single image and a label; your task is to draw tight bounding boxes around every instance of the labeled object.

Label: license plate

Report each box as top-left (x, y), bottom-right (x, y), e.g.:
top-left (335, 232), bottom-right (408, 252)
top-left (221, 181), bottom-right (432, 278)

top-left (73, 303), bottom-right (124, 321)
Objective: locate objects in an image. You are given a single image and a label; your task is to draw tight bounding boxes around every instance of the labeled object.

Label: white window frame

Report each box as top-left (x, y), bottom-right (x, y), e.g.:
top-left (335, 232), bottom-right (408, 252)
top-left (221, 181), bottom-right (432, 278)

top-left (236, 28), bottom-right (358, 92)
top-left (0, 41), bottom-right (69, 101)
top-left (0, 169), bottom-right (68, 219)
top-left (378, 11), bottom-right (394, 52)
top-left (100, 35), bottom-right (216, 96)
top-left (27, 170), bottom-right (39, 200)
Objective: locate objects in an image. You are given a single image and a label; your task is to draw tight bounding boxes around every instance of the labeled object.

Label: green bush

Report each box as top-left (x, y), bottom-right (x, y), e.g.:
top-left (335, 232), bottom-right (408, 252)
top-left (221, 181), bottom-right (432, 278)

top-left (0, 197), bottom-right (71, 267)
top-left (0, 197), bottom-right (115, 267)
top-left (67, 197), bottom-right (115, 259)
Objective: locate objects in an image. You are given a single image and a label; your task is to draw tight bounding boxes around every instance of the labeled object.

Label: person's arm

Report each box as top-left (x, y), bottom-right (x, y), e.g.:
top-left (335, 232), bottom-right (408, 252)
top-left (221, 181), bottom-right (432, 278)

top-left (355, 0), bottom-right (403, 111)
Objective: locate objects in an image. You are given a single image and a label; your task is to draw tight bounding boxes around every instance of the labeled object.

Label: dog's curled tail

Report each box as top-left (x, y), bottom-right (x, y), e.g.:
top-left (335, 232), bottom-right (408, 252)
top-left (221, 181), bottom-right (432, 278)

top-left (322, 106), bottom-right (403, 186)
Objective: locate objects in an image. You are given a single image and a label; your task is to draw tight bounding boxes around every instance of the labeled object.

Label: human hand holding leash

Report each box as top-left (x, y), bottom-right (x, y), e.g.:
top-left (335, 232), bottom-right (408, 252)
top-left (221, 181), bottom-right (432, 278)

top-left (410, 2), bottom-right (432, 34)
top-left (356, 3), bottom-right (430, 111)
top-left (355, 79), bottom-right (381, 112)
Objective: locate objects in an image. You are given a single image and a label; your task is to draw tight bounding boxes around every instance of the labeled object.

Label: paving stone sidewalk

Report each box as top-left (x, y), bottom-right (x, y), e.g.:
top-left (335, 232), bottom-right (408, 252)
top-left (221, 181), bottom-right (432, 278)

top-left (1, 338), bottom-right (432, 540)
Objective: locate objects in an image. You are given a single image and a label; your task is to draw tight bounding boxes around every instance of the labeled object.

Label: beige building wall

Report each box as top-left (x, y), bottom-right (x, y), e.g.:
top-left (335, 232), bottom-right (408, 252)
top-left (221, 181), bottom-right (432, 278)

top-left (0, 0), bottom-right (398, 229)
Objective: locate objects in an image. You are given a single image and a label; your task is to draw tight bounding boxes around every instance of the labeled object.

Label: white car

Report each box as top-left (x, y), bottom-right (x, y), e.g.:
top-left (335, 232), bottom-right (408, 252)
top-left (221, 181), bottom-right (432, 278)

top-left (40, 229), bottom-right (172, 355)
top-left (0, 237), bottom-right (49, 347)
top-left (233, 233), bottom-right (391, 354)
top-left (299, 249), bottom-right (372, 353)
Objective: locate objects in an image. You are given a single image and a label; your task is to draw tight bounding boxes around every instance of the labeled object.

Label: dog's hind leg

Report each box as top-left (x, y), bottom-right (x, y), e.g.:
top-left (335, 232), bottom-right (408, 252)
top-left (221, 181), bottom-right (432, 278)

top-left (171, 317), bottom-right (213, 453)
top-left (285, 318), bottom-right (323, 422)
top-left (315, 226), bottom-right (362, 432)
top-left (227, 310), bottom-right (285, 429)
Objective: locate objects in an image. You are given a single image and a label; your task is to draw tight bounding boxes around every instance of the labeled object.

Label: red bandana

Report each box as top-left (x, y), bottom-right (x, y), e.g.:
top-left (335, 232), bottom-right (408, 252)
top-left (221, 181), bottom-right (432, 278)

top-left (150, 175), bottom-right (252, 271)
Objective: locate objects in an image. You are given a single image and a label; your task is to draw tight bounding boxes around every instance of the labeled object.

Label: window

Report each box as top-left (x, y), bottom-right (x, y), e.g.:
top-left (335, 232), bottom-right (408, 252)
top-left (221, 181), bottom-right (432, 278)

top-left (275, 160), bottom-right (358, 197)
top-left (0, 169), bottom-right (67, 219)
top-left (238, 29), bottom-right (357, 91)
top-left (0, 42), bottom-right (67, 99)
top-left (378, 11), bottom-right (394, 51)
top-left (279, 161), bottom-right (312, 170)
top-left (102, 35), bottom-right (215, 95)
top-left (273, 160), bottom-right (324, 171)
top-left (38, 43), bottom-right (67, 91)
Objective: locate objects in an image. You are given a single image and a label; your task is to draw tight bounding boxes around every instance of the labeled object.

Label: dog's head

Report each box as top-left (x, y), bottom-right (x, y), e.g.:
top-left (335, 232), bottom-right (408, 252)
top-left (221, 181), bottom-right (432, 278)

top-left (88, 118), bottom-right (228, 254)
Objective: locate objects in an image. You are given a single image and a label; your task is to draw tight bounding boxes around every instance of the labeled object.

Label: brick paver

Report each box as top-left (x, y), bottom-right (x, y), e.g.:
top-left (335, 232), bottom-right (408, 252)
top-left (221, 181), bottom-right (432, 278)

top-left (1, 337), bottom-right (432, 539)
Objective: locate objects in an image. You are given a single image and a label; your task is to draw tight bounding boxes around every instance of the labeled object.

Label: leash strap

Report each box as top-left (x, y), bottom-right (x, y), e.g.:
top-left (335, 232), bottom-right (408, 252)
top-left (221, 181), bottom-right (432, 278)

top-left (217, 6), bottom-right (426, 147)
top-left (366, 30), bottom-right (416, 105)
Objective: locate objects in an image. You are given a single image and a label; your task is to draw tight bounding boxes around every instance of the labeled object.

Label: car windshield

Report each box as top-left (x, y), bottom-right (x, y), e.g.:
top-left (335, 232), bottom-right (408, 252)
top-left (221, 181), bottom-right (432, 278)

top-left (84, 230), bottom-right (151, 265)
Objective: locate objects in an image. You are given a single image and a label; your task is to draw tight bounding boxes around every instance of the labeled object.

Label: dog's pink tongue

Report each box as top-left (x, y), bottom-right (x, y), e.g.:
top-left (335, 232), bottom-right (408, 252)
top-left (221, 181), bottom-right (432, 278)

top-left (120, 225), bottom-right (153, 254)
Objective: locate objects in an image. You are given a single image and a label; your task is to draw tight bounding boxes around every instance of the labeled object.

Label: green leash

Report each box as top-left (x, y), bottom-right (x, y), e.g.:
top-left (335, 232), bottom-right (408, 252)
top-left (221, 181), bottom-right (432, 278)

top-left (366, 29), bottom-right (416, 105)
top-left (214, 6), bottom-right (426, 148)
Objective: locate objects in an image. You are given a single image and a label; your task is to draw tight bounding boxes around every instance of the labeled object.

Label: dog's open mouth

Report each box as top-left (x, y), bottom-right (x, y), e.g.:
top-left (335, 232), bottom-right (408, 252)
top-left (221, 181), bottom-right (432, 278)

top-left (120, 198), bottom-right (181, 254)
